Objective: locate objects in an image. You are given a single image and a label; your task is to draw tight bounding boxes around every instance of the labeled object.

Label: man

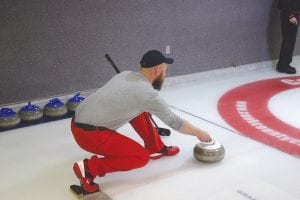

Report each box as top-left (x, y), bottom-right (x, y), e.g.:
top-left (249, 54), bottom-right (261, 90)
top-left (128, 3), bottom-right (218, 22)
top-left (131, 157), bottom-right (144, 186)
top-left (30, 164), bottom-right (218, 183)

top-left (277, 0), bottom-right (300, 74)
top-left (71, 50), bottom-right (212, 193)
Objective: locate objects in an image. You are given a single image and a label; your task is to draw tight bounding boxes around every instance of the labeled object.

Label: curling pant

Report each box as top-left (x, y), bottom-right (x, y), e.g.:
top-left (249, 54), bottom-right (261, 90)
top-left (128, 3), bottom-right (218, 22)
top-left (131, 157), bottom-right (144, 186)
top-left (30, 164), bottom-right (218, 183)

top-left (277, 11), bottom-right (299, 69)
top-left (71, 112), bottom-right (165, 177)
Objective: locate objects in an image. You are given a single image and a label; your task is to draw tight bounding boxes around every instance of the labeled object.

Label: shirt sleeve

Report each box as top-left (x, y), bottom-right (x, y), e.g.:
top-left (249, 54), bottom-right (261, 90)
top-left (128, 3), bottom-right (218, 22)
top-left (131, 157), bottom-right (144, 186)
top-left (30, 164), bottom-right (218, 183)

top-left (141, 90), bottom-right (184, 130)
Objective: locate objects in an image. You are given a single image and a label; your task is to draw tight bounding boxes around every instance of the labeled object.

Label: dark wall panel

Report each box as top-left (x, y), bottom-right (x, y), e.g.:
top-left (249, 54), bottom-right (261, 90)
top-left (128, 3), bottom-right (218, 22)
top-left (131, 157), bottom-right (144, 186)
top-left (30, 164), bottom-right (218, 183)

top-left (1, 0), bottom-right (299, 105)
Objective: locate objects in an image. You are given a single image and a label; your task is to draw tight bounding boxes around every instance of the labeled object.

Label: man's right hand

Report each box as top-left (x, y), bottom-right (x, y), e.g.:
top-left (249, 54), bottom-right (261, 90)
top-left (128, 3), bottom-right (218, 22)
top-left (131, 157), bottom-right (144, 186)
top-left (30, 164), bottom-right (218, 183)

top-left (289, 16), bottom-right (298, 26)
top-left (197, 131), bottom-right (212, 143)
top-left (179, 120), bottom-right (213, 143)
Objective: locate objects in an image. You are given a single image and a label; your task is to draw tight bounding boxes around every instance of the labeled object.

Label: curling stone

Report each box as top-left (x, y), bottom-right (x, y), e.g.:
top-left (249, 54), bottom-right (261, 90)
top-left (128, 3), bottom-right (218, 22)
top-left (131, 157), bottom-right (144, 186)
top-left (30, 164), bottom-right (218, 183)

top-left (193, 139), bottom-right (225, 163)
top-left (19, 101), bottom-right (43, 122)
top-left (0, 108), bottom-right (21, 128)
top-left (43, 98), bottom-right (68, 118)
top-left (67, 93), bottom-right (85, 112)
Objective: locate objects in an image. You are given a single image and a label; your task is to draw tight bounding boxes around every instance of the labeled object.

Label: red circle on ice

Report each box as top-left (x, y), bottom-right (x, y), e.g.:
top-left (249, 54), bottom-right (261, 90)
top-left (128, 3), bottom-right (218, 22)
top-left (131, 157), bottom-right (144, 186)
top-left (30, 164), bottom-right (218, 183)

top-left (217, 76), bottom-right (300, 156)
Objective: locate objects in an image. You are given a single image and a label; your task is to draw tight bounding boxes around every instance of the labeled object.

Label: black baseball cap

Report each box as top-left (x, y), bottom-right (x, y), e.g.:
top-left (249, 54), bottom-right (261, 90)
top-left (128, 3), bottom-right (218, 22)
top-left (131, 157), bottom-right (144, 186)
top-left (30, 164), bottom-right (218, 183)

top-left (140, 50), bottom-right (174, 68)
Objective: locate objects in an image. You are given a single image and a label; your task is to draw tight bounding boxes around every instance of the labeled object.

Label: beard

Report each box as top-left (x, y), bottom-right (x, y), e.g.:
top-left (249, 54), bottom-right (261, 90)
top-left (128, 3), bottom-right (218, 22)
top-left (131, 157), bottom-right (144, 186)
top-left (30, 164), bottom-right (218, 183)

top-left (152, 74), bottom-right (164, 91)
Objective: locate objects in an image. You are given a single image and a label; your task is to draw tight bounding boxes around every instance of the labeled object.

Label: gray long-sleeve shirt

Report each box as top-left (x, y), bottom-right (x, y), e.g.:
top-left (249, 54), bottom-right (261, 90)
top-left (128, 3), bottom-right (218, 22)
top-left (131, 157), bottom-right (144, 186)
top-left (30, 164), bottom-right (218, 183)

top-left (75, 71), bottom-right (184, 131)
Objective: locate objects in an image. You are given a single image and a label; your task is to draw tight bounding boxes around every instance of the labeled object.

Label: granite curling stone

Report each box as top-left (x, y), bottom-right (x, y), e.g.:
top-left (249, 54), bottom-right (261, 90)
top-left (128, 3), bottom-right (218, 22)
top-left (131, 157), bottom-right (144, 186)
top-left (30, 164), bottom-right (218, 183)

top-left (67, 93), bottom-right (85, 112)
top-left (19, 101), bottom-right (43, 122)
top-left (43, 98), bottom-right (68, 118)
top-left (0, 108), bottom-right (21, 128)
top-left (193, 139), bottom-right (225, 163)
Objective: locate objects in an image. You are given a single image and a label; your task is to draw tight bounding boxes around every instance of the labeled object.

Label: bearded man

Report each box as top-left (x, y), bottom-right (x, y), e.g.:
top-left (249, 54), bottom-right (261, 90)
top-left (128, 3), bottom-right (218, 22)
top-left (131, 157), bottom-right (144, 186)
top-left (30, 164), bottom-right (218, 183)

top-left (71, 50), bottom-right (212, 193)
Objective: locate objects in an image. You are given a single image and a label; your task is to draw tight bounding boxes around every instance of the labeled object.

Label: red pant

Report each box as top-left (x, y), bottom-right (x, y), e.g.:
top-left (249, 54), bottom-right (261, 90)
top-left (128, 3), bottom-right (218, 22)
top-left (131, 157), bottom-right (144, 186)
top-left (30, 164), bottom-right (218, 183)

top-left (71, 112), bottom-right (165, 177)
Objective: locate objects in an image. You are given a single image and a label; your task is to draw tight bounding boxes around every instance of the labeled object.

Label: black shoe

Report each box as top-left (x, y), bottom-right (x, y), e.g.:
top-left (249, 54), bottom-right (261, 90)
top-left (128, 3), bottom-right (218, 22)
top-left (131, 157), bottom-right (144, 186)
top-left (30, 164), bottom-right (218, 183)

top-left (276, 66), bottom-right (296, 74)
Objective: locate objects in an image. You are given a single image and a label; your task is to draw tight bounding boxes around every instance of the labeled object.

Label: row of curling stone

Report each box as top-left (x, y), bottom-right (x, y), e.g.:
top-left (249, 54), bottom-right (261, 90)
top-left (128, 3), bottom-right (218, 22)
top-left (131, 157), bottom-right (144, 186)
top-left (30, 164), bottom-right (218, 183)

top-left (0, 93), bottom-right (85, 129)
top-left (193, 139), bottom-right (225, 163)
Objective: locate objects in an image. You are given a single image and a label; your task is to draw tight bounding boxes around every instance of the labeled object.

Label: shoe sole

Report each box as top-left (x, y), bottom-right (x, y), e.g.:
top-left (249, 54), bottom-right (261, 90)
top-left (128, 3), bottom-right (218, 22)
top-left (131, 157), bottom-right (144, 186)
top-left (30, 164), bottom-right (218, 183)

top-left (150, 152), bottom-right (164, 160)
top-left (150, 149), bottom-right (180, 160)
top-left (276, 69), bottom-right (296, 74)
top-left (73, 161), bottom-right (85, 180)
